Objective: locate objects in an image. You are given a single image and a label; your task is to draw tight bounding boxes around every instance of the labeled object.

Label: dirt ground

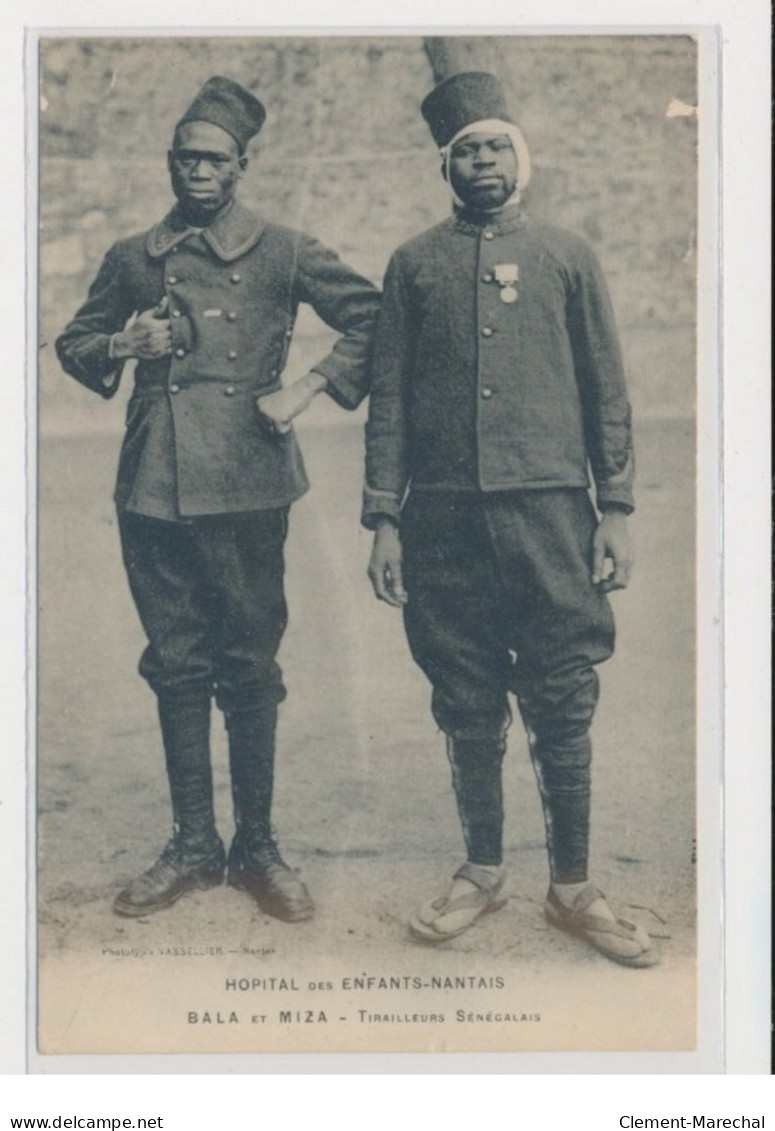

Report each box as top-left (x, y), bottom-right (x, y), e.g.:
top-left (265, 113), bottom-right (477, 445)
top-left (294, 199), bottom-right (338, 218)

top-left (36, 415), bottom-right (697, 1056)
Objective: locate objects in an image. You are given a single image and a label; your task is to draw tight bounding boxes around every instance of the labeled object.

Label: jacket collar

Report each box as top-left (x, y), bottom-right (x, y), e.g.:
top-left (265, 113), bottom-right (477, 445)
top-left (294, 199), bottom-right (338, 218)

top-left (453, 202), bottom-right (526, 238)
top-left (146, 200), bottom-right (266, 262)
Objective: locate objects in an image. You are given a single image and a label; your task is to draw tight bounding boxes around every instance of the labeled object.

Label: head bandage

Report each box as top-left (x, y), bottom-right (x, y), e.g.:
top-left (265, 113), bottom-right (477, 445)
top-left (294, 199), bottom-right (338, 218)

top-left (440, 118), bottom-right (532, 209)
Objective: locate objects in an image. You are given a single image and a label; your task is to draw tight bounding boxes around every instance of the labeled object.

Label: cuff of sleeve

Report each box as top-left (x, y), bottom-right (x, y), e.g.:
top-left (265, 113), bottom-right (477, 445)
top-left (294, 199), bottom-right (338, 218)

top-left (597, 492), bottom-right (634, 515)
top-left (361, 489), bottom-right (402, 530)
top-left (98, 336), bottom-right (124, 398)
top-left (99, 368), bottom-right (122, 397)
top-left (93, 336), bottom-right (123, 398)
top-left (316, 360), bottom-right (367, 411)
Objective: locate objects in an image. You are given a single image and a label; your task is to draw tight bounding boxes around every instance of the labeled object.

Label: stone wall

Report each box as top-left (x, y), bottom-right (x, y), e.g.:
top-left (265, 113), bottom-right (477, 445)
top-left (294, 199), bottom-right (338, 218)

top-left (38, 34), bottom-right (697, 433)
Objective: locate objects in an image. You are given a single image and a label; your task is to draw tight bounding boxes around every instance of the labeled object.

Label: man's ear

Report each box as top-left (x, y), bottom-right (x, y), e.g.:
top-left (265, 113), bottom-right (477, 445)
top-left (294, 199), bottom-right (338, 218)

top-left (238, 155), bottom-right (248, 175)
top-left (440, 159), bottom-right (448, 183)
top-left (167, 150), bottom-right (173, 174)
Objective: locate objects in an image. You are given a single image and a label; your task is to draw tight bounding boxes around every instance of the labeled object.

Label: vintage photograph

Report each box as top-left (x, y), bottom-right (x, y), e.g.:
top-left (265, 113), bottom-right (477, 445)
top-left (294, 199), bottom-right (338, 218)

top-left (35, 33), bottom-right (700, 1056)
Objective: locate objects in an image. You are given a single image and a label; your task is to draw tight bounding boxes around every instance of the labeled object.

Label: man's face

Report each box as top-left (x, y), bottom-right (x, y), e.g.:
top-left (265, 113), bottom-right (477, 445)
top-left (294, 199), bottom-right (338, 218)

top-left (168, 121), bottom-right (247, 219)
top-left (447, 132), bottom-right (518, 211)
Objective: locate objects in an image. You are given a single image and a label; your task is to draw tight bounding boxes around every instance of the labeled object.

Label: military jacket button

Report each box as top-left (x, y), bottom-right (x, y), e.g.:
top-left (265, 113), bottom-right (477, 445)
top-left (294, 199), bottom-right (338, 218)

top-left (481, 387), bottom-right (493, 399)
top-left (285, 328), bottom-right (293, 338)
top-left (175, 347), bottom-right (186, 358)
top-left (227, 311), bottom-right (237, 321)
top-left (228, 350), bottom-right (238, 360)
top-left (167, 275), bottom-right (178, 285)
top-left (230, 273), bottom-right (241, 284)
top-left (482, 273), bottom-right (493, 283)
top-left (481, 327), bottom-right (493, 337)
top-left (169, 383), bottom-right (180, 394)
top-left (483, 231), bottom-right (494, 241)
top-left (225, 385), bottom-right (236, 396)
top-left (172, 309), bottom-right (182, 318)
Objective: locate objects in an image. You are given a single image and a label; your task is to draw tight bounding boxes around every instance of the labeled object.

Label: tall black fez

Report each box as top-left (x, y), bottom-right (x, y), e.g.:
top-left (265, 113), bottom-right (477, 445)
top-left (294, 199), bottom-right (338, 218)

top-left (176, 76), bottom-right (266, 152)
top-left (421, 71), bottom-right (514, 148)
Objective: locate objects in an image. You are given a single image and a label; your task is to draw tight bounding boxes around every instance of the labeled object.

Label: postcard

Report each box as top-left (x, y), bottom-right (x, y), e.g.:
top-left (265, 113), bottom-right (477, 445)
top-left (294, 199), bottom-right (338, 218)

top-left (31, 29), bottom-right (716, 1062)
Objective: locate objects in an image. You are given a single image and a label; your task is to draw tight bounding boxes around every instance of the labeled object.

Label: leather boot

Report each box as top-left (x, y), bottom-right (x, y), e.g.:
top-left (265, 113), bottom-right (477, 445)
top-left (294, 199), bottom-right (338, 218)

top-left (446, 733), bottom-right (507, 866)
top-left (225, 705), bottom-right (314, 922)
top-left (113, 692), bottom-right (225, 917)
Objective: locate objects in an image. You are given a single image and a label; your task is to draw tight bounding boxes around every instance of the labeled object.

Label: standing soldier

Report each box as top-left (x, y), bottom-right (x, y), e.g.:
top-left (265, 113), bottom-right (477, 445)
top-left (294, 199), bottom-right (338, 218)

top-left (57, 76), bottom-right (380, 922)
top-left (364, 72), bottom-right (657, 965)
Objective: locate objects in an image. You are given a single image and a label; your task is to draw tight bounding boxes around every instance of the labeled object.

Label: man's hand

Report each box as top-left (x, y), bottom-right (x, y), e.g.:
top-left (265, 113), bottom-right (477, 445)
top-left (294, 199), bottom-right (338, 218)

top-left (257, 372), bottom-right (328, 435)
top-left (368, 520), bottom-right (407, 607)
top-left (111, 298), bottom-right (172, 360)
top-left (592, 510), bottom-right (633, 593)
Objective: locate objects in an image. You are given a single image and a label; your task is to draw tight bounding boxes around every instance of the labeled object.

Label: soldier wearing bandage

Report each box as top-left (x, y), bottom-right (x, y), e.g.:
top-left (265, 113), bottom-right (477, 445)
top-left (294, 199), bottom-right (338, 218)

top-left (364, 72), bottom-right (657, 965)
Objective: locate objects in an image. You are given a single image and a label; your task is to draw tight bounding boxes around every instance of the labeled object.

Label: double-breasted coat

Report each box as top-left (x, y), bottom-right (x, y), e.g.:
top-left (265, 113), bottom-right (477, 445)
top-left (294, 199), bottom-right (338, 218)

top-left (57, 200), bottom-right (381, 520)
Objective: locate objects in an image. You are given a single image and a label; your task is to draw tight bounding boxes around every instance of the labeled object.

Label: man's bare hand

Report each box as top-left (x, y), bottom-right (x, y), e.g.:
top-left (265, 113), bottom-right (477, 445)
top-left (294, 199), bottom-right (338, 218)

top-left (592, 510), bottom-right (633, 592)
top-left (112, 298), bottom-right (172, 360)
top-left (368, 521), bottom-right (407, 607)
top-left (257, 372), bottom-right (328, 435)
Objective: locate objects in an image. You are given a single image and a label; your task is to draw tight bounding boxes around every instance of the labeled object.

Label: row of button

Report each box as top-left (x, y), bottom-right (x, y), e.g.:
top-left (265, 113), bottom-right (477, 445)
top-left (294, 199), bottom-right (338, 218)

top-left (169, 384), bottom-right (240, 396)
top-left (165, 258), bottom-right (290, 380)
top-left (171, 310), bottom-right (239, 322)
top-left (173, 347), bottom-right (240, 359)
top-left (169, 365), bottom-right (281, 380)
top-left (167, 254), bottom-right (239, 386)
top-left (479, 234), bottom-right (495, 401)
top-left (166, 313), bottom-right (292, 342)
top-left (167, 273), bottom-right (243, 285)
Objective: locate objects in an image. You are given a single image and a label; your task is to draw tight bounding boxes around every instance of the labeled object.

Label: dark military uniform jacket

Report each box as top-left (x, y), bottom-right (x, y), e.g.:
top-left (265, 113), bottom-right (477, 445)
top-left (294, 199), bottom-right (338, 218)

top-left (362, 206), bottom-right (634, 527)
top-left (57, 201), bottom-right (380, 519)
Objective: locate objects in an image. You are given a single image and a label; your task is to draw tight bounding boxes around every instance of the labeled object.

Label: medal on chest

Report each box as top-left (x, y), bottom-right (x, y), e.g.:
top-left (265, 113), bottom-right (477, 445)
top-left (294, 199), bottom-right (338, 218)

top-left (494, 263), bottom-right (519, 303)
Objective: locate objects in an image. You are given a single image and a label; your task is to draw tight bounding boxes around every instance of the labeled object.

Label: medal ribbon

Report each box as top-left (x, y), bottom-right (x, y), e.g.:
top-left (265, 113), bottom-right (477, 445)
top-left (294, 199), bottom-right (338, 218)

top-left (493, 263), bottom-right (518, 285)
top-left (493, 263), bottom-right (519, 303)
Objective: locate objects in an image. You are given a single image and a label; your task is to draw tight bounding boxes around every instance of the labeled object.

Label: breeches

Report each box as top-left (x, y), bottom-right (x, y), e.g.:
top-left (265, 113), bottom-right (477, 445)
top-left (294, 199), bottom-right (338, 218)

top-left (401, 489), bottom-right (615, 739)
top-left (401, 489), bottom-right (616, 880)
top-left (118, 508), bottom-right (289, 712)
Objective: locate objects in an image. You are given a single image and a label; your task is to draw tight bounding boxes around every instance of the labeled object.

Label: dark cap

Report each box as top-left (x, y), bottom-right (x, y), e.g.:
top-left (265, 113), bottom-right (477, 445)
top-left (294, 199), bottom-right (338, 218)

top-left (176, 76), bottom-right (266, 152)
top-left (421, 71), bottom-right (514, 148)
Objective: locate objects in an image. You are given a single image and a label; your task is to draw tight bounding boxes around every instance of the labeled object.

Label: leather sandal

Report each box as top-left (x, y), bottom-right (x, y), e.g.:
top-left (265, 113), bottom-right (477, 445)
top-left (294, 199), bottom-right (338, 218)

top-left (409, 862), bottom-right (508, 943)
top-left (544, 884), bottom-right (660, 967)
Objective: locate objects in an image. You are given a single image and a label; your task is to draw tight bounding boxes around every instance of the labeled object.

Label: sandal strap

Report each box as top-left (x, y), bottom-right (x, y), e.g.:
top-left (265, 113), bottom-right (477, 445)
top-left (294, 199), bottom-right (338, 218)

top-left (548, 889), bottom-right (648, 942)
top-left (454, 862), bottom-right (504, 894)
top-left (577, 913), bottom-right (644, 941)
top-left (572, 883), bottom-right (606, 915)
top-left (430, 889), bottom-right (493, 916)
